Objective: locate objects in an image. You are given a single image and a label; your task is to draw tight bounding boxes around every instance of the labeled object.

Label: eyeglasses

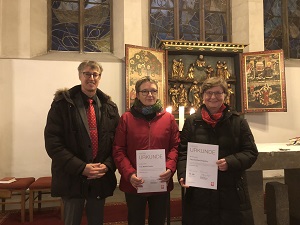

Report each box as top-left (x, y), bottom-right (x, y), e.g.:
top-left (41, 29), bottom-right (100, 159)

top-left (82, 72), bottom-right (100, 79)
top-left (205, 91), bottom-right (224, 98)
top-left (139, 90), bottom-right (158, 96)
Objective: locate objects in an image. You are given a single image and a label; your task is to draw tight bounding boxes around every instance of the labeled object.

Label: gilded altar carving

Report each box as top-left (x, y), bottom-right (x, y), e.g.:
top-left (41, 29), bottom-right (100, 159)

top-left (159, 40), bottom-right (247, 113)
top-left (168, 54), bottom-right (235, 111)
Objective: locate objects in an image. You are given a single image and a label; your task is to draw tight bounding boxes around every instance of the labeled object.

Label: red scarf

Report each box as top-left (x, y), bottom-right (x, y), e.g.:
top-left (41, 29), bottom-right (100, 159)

top-left (201, 104), bottom-right (226, 127)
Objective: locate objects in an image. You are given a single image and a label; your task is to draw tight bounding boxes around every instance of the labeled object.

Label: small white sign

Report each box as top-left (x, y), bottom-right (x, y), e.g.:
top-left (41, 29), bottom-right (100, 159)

top-left (186, 142), bottom-right (219, 190)
top-left (136, 149), bottom-right (167, 193)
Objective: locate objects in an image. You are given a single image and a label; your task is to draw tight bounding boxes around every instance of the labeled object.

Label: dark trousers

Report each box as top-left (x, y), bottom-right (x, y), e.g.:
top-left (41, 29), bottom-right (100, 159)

top-left (62, 197), bottom-right (105, 225)
top-left (125, 192), bottom-right (168, 225)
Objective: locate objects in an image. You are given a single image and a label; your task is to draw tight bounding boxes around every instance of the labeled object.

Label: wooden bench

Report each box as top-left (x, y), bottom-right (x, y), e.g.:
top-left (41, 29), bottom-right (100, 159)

top-left (28, 176), bottom-right (63, 222)
top-left (0, 177), bottom-right (35, 222)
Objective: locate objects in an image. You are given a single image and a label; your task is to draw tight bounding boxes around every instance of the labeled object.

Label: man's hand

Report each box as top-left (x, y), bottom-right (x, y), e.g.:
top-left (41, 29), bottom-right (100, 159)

top-left (82, 163), bottom-right (108, 179)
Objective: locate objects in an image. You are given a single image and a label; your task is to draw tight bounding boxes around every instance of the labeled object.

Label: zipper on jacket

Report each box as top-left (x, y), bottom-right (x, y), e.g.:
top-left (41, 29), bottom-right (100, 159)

top-left (147, 115), bottom-right (159, 148)
top-left (142, 114), bottom-right (162, 149)
top-left (148, 121), bottom-right (151, 147)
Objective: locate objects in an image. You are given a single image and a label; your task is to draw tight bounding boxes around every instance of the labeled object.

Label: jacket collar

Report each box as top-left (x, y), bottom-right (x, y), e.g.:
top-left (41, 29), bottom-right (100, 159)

top-left (130, 106), bottom-right (166, 120)
top-left (53, 85), bottom-right (114, 107)
top-left (194, 104), bottom-right (234, 122)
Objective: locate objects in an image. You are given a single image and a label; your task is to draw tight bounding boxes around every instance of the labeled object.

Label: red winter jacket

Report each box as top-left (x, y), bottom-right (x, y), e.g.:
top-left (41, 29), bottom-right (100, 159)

top-left (113, 109), bottom-right (180, 194)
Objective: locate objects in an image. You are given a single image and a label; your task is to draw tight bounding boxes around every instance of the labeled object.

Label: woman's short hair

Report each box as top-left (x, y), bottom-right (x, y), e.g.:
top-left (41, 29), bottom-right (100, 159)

top-left (135, 76), bottom-right (158, 92)
top-left (200, 77), bottom-right (228, 96)
top-left (77, 60), bottom-right (103, 74)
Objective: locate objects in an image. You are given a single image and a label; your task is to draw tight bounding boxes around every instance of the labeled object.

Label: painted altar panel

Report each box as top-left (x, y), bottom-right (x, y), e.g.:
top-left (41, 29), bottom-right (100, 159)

top-left (124, 41), bottom-right (287, 115)
top-left (125, 44), bottom-right (167, 111)
top-left (241, 49), bottom-right (287, 112)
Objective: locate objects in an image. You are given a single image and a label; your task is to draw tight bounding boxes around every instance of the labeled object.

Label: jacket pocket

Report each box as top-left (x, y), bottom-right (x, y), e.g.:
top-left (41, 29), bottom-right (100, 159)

top-left (236, 177), bottom-right (246, 204)
top-left (236, 175), bottom-right (252, 210)
top-left (82, 171), bottom-right (117, 199)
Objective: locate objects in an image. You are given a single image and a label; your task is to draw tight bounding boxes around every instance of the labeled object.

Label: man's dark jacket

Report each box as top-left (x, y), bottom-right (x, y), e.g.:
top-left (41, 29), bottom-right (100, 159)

top-left (44, 85), bottom-right (120, 199)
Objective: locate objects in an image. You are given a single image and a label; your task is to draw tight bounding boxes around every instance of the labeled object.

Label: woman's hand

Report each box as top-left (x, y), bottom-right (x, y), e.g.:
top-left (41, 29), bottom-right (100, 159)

top-left (159, 169), bottom-right (172, 183)
top-left (179, 178), bottom-right (189, 188)
top-left (216, 158), bottom-right (228, 171)
top-left (130, 173), bottom-right (144, 189)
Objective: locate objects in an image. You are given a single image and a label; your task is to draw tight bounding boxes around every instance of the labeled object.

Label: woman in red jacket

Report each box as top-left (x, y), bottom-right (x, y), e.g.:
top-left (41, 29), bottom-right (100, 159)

top-left (113, 76), bottom-right (180, 225)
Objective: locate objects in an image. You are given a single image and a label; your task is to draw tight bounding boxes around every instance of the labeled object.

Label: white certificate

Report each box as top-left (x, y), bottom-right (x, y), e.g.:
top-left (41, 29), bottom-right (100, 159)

top-left (185, 142), bottom-right (219, 190)
top-left (136, 149), bottom-right (167, 193)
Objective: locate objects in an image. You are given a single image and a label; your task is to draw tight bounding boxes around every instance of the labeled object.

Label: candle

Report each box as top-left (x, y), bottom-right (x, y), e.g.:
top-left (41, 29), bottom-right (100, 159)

top-left (190, 107), bottom-right (195, 115)
top-left (166, 106), bottom-right (172, 114)
top-left (179, 106), bottom-right (185, 131)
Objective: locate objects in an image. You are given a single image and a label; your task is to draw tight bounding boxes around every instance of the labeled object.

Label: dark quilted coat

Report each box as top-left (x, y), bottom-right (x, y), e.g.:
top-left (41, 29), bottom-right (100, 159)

top-left (177, 105), bottom-right (258, 225)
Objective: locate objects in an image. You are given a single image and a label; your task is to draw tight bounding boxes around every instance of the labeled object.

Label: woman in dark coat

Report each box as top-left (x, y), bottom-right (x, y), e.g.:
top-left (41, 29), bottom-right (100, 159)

top-left (177, 77), bottom-right (258, 225)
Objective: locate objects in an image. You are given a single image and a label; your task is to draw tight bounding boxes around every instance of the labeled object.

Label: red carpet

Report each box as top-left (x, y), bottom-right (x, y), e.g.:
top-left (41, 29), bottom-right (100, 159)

top-left (0, 199), bottom-right (182, 225)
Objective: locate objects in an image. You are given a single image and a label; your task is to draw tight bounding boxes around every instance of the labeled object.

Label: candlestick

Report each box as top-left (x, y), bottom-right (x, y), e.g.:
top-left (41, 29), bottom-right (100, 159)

top-left (179, 106), bottom-right (185, 131)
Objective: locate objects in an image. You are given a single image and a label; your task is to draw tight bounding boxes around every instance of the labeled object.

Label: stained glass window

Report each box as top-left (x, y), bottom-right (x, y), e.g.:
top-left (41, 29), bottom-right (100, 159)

top-left (179, 0), bottom-right (200, 41)
top-left (150, 0), bottom-right (175, 48)
top-left (288, 0), bottom-right (300, 58)
top-left (203, 0), bottom-right (229, 42)
top-left (264, 0), bottom-right (300, 59)
top-left (50, 0), bottom-right (111, 52)
top-left (149, 0), bottom-right (231, 48)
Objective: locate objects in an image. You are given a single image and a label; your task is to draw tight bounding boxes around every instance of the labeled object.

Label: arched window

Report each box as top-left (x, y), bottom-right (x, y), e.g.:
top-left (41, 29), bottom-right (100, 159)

top-left (149, 0), bottom-right (231, 48)
top-left (264, 0), bottom-right (300, 59)
top-left (49, 0), bottom-right (111, 52)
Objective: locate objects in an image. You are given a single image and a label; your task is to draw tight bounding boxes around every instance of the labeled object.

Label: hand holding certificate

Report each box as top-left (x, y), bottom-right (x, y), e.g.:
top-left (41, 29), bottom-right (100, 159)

top-left (136, 149), bottom-right (167, 193)
top-left (185, 142), bottom-right (219, 190)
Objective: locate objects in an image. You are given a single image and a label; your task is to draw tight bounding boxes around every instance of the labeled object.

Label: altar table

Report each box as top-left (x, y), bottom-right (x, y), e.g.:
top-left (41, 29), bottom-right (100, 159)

top-left (247, 143), bottom-right (300, 225)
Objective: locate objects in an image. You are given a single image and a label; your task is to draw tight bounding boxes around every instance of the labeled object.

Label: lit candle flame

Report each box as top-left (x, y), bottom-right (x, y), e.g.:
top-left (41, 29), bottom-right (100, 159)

top-left (190, 107), bottom-right (195, 115)
top-left (166, 106), bottom-right (172, 114)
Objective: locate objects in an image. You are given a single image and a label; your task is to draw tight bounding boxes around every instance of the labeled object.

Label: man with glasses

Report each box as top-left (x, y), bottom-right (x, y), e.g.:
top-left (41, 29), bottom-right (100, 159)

top-left (44, 60), bottom-right (120, 225)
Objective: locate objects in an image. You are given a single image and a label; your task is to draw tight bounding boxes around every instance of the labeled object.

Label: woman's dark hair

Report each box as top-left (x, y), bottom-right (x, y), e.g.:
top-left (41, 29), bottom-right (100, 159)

top-left (200, 77), bottom-right (229, 97)
top-left (135, 76), bottom-right (158, 92)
